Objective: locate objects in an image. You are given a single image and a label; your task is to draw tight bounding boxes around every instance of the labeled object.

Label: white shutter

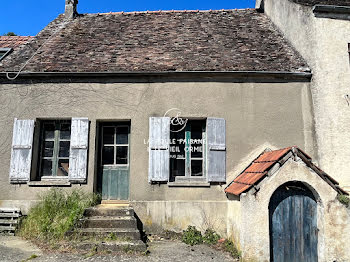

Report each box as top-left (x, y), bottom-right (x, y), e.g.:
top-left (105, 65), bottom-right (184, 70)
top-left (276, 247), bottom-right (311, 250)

top-left (69, 118), bottom-right (89, 183)
top-left (148, 117), bottom-right (170, 183)
top-left (207, 118), bottom-right (226, 183)
top-left (9, 118), bottom-right (34, 183)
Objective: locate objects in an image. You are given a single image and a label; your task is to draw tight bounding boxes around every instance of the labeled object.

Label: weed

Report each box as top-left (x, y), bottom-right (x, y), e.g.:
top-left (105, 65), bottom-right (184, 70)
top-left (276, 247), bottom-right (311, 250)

top-left (182, 226), bottom-right (203, 246)
top-left (84, 245), bottom-right (98, 258)
top-left (338, 194), bottom-right (350, 208)
top-left (19, 188), bottom-right (100, 242)
top-left (21, 254), bottom-right (38, 262)
top-left (203, 229), bottom-right (221, 245)
top-left (224, 240), bottom-right (241, 259)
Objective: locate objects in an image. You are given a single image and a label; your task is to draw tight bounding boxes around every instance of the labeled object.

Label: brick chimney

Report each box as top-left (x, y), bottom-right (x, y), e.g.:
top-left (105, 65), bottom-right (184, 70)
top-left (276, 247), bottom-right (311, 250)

top-left (65, 0), bottom-right (78, 19)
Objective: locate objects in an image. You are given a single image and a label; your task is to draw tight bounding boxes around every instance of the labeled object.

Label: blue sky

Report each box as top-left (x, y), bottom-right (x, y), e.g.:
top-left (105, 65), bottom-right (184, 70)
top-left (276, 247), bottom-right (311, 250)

top-left (1, 0), bottom-right (255, 36)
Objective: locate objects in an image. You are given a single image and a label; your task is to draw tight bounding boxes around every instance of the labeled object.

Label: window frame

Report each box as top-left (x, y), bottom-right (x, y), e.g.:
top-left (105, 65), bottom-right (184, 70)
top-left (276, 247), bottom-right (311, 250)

top-left (39, 120), bottom-right (71, 179)
top-left (101, 124), bottom-right (130, 167)
top-left (170, 119), bottom-right (207, 182)
top-left (0, 48), bottom-right (12, 61)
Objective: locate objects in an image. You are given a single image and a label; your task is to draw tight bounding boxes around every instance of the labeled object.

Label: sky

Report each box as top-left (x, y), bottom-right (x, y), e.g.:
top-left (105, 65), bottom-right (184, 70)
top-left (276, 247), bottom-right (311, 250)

top-left (1, 0), bottom-right (255, 36)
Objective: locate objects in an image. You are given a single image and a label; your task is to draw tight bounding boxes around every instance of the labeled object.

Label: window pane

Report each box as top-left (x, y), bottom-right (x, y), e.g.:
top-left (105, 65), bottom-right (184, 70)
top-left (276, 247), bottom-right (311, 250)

top-left (116, 146), bottom-right (128, 164)
top-left (43, 123), bottom-right (55, 140)
top-left (102, 146), bottom-right (114, 165)
top-left (170, 159), bottom-right (185, 177)
top-left (41, 159), bottom-right (53, 176)
top-left (191, 121), bottom-right (203, 158)
top-left (60, 123), bottom-right (71, 140)
top-left (103, 127), bottom-right (115, 144)
top-left (59, 141), bottom-right (70, 157)
top-left (191, 160), bottom-right (203, 176)
top-left (57, 159), bottom-right (69, 176)
top-left (170, 129), bottom-right (185, 158)
top-left (43, 141), bottom-right (54, 157)
top-left (116, 126), bottom-right (129, 144)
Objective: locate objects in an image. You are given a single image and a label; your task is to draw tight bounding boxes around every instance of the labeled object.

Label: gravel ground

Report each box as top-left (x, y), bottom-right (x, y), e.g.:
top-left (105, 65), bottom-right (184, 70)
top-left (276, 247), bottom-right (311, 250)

top-left (0, 236), bottom-right (236, 262)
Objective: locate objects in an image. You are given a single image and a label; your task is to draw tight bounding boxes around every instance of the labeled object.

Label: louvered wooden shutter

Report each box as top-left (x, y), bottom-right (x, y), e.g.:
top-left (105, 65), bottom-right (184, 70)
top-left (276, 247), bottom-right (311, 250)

top-left (9, 118), bottom-right (35, 183)
top-left (69, 118), bottom-right (89, 183)
top-left (207, 118), bottom-right (226, 183)
top-left (148, 117), bottom-right (170, 183)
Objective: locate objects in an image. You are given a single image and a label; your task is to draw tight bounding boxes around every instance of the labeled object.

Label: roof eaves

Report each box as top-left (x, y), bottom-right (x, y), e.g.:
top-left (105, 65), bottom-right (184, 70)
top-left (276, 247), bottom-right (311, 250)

top-left (0, 71), bottom-right (312, 82)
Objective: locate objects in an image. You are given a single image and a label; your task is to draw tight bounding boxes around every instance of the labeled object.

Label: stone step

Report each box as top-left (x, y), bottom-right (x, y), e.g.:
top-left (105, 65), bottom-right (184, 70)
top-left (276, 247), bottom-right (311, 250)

top-left (79, 216), bottom-right (137, 228)
top-left (73, 228), bottom-right (141, 240)
top-left (0, 225), bottom-right (16, 231)
top-left (0, 219), bottom-right (18, 225)
top-left (75, 240), bottom-right (147, 252)
top-left (84, 207), bottom-right (134, 217)
top-left (0, 213), bottom-right (20, 218)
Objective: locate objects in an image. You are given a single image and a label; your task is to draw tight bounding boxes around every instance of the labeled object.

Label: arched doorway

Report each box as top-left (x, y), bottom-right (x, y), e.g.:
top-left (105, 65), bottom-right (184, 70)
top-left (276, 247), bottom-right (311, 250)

top-left (269, 181), bottom-right (318, 262)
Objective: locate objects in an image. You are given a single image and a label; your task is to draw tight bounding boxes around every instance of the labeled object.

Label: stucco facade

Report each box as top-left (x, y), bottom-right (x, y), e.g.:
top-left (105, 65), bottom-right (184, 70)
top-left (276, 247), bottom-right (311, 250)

top-left (261, 0), bottom-right (350, 191)
top-left (0, 78), bottom-right (313, 236)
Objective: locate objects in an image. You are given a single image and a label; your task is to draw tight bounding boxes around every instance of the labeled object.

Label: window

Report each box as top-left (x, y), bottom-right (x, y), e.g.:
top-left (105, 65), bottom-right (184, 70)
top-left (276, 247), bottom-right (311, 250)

top-left (148, 117), bottom-right (226, 184)
top-left (39, 120), bottom-right (71, 178)
top-left (102, 125), bottom-right (129, 166)
top-left (0, 48), bottom-right (11, 61)
top-left (170, 120), bottom-right (206, 181)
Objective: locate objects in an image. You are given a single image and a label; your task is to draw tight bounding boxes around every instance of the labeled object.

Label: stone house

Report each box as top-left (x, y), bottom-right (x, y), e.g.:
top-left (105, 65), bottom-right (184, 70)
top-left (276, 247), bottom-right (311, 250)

top-left (0, 0), bottom-right (349, 261)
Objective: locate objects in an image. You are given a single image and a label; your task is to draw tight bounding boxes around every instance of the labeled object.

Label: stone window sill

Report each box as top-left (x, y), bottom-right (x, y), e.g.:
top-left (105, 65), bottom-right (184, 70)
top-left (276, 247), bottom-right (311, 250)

top-left (28, 179), bottom-right (71, 187)
top-left (168, 182), bottom-right (210, 187)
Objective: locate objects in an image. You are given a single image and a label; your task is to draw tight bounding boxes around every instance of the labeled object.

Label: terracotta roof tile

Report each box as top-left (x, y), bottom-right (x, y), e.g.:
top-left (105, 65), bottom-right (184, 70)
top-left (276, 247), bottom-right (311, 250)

top-left (225, 146), bottom-right (348, 196)
top-left (0, 9), bottom-right (308, 73)
top-left (0, 36), bottom-right (34, 49)
top-left (224, 182), bottom-right (251, 195)
top-left (234, 171), bottom-right (267, 185)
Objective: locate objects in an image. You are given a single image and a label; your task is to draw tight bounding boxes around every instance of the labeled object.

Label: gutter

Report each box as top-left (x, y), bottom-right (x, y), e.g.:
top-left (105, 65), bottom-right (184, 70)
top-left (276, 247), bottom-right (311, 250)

top-left (0, 71), bottom-right (312, 83)
top-left (313, 5), bottom-right (350, 20)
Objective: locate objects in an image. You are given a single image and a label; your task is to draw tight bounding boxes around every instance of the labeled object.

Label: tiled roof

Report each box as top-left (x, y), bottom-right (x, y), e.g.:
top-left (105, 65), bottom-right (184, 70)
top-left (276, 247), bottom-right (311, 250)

top-left (291, 0), bottom-right (350, 6)
top-left (0, 9), bottom-right (308, 73)
top-left (225, 146), bottom-right (348, 196)
top-left (0, 36), bottom-right (34, 49)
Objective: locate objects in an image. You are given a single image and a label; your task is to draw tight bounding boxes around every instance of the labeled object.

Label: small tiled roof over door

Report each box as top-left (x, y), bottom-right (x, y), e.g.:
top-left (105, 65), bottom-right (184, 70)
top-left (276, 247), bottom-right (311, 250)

top-left (225, 146), bottom-right (348, 196)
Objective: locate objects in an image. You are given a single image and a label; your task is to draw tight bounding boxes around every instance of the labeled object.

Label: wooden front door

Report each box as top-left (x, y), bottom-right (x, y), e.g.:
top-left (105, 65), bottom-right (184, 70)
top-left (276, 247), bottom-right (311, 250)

top-left (100, 123), bottom-right (130, 200)
top-left (269, 182), bottom-right (318, 262)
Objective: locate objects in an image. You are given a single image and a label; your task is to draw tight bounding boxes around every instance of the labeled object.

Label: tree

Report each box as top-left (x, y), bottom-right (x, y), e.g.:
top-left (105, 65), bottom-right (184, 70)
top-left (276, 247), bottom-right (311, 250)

top-left (4, 32), bottom-right (17, 36)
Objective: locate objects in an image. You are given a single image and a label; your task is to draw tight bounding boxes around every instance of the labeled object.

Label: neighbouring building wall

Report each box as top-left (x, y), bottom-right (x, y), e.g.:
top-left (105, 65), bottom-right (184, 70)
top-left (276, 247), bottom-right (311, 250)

top-left (0, 79), bottom-right (313, 235)
top-left (262, 0), bottom-right (350, 191)
top-left (240, 158), bottom-right (350, 262)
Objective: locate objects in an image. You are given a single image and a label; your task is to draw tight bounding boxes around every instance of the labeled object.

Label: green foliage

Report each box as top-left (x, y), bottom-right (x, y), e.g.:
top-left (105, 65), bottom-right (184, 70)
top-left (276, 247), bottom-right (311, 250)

top-left (203, 229), bottom-right (220, 245)
top-left (224, 240), bottom-right (241, 259)
top-left (338, 194), bottom-right (350, 208)
top-left (21, 254), bottom-right (38, 262)
top-left (182, 226), bottom-right (203, 246)
top-left (19, 188), bottom-right (100, 241)
top-left (4, 32), bottom-right (17, 36)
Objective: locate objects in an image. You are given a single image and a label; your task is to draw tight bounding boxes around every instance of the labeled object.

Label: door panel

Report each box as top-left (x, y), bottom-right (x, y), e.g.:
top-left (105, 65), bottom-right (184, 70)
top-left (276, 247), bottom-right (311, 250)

top-left (270, 182), bottom-right (318, 262)
top-left (100, 123), bottom-right (130, 200)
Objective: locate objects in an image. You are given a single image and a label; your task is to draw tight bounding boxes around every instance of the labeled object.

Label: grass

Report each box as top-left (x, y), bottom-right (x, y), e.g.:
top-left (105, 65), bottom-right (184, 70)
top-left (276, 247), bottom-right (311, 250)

top-left (19, 188), bottom-right (100, 242)
top-left (181, 225), bottom-right (241, 259)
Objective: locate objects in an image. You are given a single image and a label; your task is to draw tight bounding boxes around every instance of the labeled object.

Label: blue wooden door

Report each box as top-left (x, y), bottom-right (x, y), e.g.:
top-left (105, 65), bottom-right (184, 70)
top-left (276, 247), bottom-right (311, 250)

top-left (269, 182), bottom-right (318, 262)
top-left (101, 124), bottom-right (130, 200)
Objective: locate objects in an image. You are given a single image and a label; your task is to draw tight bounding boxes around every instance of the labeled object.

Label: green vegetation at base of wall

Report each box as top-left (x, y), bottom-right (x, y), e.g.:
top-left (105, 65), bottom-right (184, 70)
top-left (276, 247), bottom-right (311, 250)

top-left (181, 225), bottom-right (241, 259)
top-left (18, 188), bottom-right (100, 241)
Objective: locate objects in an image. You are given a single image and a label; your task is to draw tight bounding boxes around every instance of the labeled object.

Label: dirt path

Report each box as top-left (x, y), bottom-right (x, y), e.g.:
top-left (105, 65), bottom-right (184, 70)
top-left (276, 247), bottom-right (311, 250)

top-left (0, 236), bottom-right (236, 262)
